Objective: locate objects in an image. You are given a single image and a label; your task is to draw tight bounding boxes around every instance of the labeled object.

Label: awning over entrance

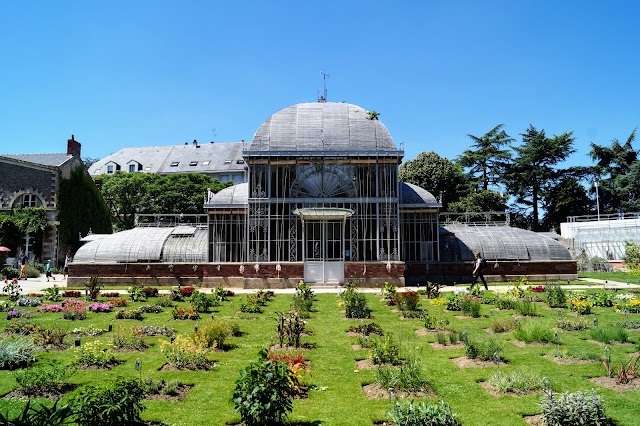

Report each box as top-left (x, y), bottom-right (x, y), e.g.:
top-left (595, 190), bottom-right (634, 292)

top-left (293, 207), bottom-right (354, 221)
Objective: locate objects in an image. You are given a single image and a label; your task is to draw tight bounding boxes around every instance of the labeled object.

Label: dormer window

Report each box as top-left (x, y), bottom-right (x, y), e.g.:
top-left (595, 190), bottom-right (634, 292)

top-left (107, 165), bottom-right (114, 174)
top-left (236, 159), bottom-right (245, 164)
top-left (129, 164), bottom-right (136, 172)
top-left (170, 162), bottom-right (179, 167)
top-left (202, 161), bottom-right (210, 166)
top-left (224, 160), bottom-right (232, 165)
top-left (105, 161), bottom-right (120, 174)
top-left (189, 161), bottom-right (198, 166)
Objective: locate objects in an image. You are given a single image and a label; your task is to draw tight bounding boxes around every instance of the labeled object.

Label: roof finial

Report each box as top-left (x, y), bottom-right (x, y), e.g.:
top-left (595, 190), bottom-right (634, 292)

top-left (317, 71), bottom-right (330, 103)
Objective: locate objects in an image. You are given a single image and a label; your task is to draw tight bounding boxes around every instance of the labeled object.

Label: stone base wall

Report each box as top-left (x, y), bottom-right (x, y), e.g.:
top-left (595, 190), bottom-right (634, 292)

top-left (68, 259), bottom-right (577, 288)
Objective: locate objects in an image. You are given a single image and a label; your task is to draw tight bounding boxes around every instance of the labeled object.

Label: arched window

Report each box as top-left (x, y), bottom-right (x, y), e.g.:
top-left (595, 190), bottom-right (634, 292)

top-left (12, 193), bottom-right (43, 209)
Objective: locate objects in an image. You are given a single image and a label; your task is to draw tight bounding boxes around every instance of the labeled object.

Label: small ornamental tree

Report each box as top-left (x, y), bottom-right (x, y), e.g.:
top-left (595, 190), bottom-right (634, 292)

top-left (232, 349), bottom-right (296, 425)
top-left (622, 241), bottom-right (640, 270)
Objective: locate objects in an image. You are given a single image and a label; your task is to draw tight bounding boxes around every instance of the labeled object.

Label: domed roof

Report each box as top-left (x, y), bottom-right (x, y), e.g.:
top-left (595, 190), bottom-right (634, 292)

top-left (248, 102), bottom-right (397, 153)
top-left (204, 182), bottom-right (248, 207)
top-left (440, 224), bottom-right (572, 262)
top-left (399, 182), bottom-right (440, 207)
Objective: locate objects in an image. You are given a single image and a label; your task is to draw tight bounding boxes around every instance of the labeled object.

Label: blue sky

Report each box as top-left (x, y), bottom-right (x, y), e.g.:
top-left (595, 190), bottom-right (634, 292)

top-left (1, 1), bottom-right (639, 170)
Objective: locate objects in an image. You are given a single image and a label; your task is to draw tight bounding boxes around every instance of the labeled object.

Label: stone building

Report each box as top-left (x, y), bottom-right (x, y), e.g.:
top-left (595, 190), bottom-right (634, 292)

top-left (71, 102), bottom-right (576, 287)
top-left (0, 136), bottom-right (84, 264)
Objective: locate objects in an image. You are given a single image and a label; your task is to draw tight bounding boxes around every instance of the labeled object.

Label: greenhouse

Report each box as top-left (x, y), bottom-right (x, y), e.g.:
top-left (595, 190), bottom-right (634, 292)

top-left (71, 101), bottom-right (576, 287)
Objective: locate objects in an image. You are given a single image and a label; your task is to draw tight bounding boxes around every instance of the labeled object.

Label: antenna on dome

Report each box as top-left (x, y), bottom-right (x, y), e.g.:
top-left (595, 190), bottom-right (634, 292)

top-left (318, 71), bottom-right (330, 103)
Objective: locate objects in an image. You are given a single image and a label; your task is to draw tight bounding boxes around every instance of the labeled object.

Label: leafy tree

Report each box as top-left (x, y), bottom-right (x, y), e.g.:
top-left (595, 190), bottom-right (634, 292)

top-left (541, 176), bottom-right (592, 231)
top-left (82, 157), bottom-right (101, 170)
top-left (622, 241), bottom-right (640, 270)
top-left (457, 124), bottom-right (514, 191)
top-left (58, 166), bottom-right (113, 252)
top-left (399, 151), bottom-right (469, 210)
top-left (589, 128), bottom-right (640, 213)
top-left (503, 126), bottom-right (576, 231)
top-left (99, 172), bottom-right (231, 231)
top-left (448, 189), bottom-right (508, 214)
top-left (4, 207), bottom-right (49, 259)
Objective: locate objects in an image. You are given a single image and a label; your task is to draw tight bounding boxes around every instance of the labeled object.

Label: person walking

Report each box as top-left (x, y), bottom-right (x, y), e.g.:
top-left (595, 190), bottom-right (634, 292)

top-left (18, 251), bottom-right (28, 280)
top-left (45, 259), bottom-right (55, 282)
top-left (63, 252), bottom-right (70, 279)
top-left (470, 252), bottom-right (488, 291)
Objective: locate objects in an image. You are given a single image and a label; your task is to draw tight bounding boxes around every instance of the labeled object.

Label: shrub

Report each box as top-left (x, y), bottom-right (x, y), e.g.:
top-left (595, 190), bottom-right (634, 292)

top-left (557, 317), bottom-right (590, 331)
top-left (144, 378), bottom-right (183, 396)
top-left (488, 370), bottom-right (542, 393)
top-left (190, 291), bottom-right (218, 312)
top-left (101, 292), bottom-right (120, 298)
top-left (171, 307), bottom-right (200, 320)
top-left (25, 265), bottom-right (40, 278)
top-left (369, 334), bottom-right (401, 365)
top-left (127, 285), bottom-right (146, 302)
top-left (62, 299), bottom-right (87, 320)
top-left (590, 326), bottom-right (628, 344)
top-left (464, 336), bottom-right (502, 361)
top-left (109, 297), bottom-right (127, 307)
top-left (588, 291), bottom-right (615, 307)
top-left (381, 281), bottom-right (397, 300)
top-left (16, 297), bottom-right (42, 307)
top-left (239, 295), bottom-right (262, 313)
top-left (74, 340), bottom-right (116, 368)
top-left (214, 284), bottom-right (231, 302)
top-left (43, 286), bottom-right (62, 302)
top-left (0, 399), bottom-right (74, 425)
top-left (131, 325), bottom-right (175, 337)
top-left (570, 299), bottom-right (593, 315)
top-left (2, 278), bottom-right (22, 301)
top-left (515, 298), bottom-right (539, 316)
top-left (292, 294), bottom-right (313, 314)
top-left (5, 319), bottom-right (37, 335)
top-left (513, 321), bottom-right (555, 344)
top-left (168, 289), bottom-right (184, 302)
top-left (490, 317), bottom-right (517, 333)
top-left (111, 326), bottom-right (147, 351)
top-left (531, 285), bottom-right (545, 293)
top-left (276, 311), bottom-right (307, 348)
top-left (14, 359), bottom-right (76, 395)
top-left (388, 400), bottom-right (460, 426)
top-left (179, 286), bottom-right (196, 297)
top-left (445, 293), bottom-right (462, 311)
top-left (1, 267), bottom-right (20, 279)
top-left (423, 281), bottom-right (443, 299)
top-left (84, 276), bottom-right (101, 301)
top-left (7, 309), bottom-right (33, 320)
top-left (461, 295), bottom-right (481, 317)
top-left (545, 285), bottom-right (567, 308)
top-left (551, 347), bottom-right (601, 361)
top-left (495, 294), bottom-right (519, 310)
top-left (376, 356), bottom-right (427, 392)
top-left (74, 377), bottom-right (146, 426)
top-left (341, 287), bottom-right (371, 319)
top-left (62, 290), bottom-right (82, 298)
top-left (0, 336), bottom-right (35, 369)
top-left (160, 335), bottom-right (209, 369)
top-left (396, 291), bottom-right (421, 311)
top-left (88, 302), bottom-right (113, 313)
top-left (347, 322), bottom-right (384, 336)
top-left (72, 325), bottom-right (106, 337)
top-left (136, 304), bottom-right (163, 314)
top-left (154, 296), bottom-right (175, 307)
top-left (295, 281), bottom-right (315, 300)
top-left (141, 287), bottom-right (158, 298)
top-left (232, 349), bottom-right (296, 426)
top-left (115, 308), bottom-right (144, 321)
top-left (540, 391), bottom-right (608, 426)
top-left (193, 320), bottom-right (234, 349)
top-left (33, 325), bottom-right (69, 347)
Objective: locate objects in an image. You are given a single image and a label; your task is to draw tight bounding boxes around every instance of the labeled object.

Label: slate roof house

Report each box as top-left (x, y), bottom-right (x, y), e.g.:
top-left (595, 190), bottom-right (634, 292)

top-left (0, 136), bottom-right (84, 265)
top-left (71, 102), bottom-right (577, 287)
top-left (88, 140), bottom-right (247, 184)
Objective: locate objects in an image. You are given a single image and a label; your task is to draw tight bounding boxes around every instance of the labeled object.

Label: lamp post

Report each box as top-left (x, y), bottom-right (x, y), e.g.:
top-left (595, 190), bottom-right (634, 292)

top-left (594, 181), bottom-right (600, 221)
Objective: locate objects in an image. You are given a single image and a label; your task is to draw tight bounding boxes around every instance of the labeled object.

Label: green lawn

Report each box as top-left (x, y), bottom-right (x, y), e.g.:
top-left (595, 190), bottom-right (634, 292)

top-left (578, 271), bottom-right (640, 283)
top-left (1, 288), bottom-right (639, 425)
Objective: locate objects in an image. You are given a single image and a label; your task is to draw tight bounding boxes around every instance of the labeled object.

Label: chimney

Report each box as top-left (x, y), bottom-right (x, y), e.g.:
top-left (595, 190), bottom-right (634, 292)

top-left (193, 139), bottom-right (198, 148)
top-left (67, 134), bottom-right (81, 157)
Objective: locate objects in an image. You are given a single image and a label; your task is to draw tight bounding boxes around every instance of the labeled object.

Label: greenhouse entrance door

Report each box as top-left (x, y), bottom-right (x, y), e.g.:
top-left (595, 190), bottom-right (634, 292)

top-left (303, 221), bottom-right (344, 284)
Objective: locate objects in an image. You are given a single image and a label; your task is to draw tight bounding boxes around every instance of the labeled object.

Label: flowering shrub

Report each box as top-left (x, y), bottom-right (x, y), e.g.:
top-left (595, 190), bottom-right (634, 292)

top-left (62, 290), bottom-right (82, 298)
top-left (16, 297), bottom-right (42, 307)
top-left (7, 309), bottom-right (32, 320)
top-left (72, 325), bottom-right (106, 336)
top-left (136, 304), bottom-right (163, 314)
top-left (160, 335), bottom-right (209, 369)
top-left (2, 279), bottom-right (22, 301)
top-left (115, 308), bottom-right (145, 321)
top-left (461, 295), bottom-right (481, 317)
top-left (62, 299), bottom-right (87, 320)
top-left (179, 286), bottom-right (196, 297)
top-left (111, 326), bottom-right (147, 351)
top-left (142, 287), bottom-right (159, 298)
top-left (131, 325), bottom-right (175, 337)
top-left (74, 340), bottom-right (116, 367)
top-left (531, 286), bottom-right (545, 293)
top-left (396, 291), bottom-right (421, 311)
top-left (88, 302), bottom-right (114, 313)
top-left (37, 304), bottom-right (65, 313)
top-left (101, 292), bottom-right (121, 298)
top-left (171, 307), bottom-right (200, 320)
top-left (110, 297), bottom-right (128, 307)
top-left (570, 299), bottom-right (593, 315)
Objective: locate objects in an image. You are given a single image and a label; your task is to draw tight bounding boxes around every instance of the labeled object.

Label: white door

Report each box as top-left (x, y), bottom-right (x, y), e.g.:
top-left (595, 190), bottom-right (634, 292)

top-left (303, 221), bottom-right (344, 284)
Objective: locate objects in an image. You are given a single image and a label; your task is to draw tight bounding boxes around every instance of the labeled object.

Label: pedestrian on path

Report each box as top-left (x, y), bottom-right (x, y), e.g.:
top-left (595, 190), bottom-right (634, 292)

top-left (470, 252), bottom-right (488, 291)
top-left (45, 259), bottom-right (55, 282)
top-left (63, 252), bottom-right (70, 279)
top-left (18, 251), bottom-right (28, 280)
